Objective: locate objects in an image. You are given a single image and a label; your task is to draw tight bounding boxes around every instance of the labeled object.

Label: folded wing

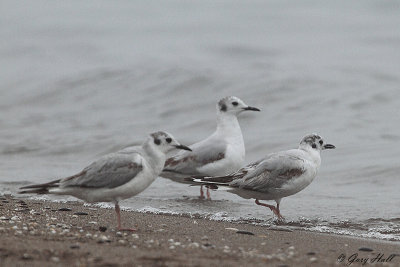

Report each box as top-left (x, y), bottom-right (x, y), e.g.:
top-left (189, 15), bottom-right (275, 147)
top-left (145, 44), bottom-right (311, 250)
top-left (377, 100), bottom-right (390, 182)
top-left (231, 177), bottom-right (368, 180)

top-left (163, 140), bottom-right (227, 176)
top-left (61, 152), bottom-right (144, 189)
top-left (230, 153), bottom-right (306, 192)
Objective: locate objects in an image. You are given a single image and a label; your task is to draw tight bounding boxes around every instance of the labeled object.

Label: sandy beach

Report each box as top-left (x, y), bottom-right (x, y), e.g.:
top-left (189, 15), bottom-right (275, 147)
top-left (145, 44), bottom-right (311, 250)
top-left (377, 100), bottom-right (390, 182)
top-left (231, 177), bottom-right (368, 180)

top-left (0, 195), bottom-right (399, 266)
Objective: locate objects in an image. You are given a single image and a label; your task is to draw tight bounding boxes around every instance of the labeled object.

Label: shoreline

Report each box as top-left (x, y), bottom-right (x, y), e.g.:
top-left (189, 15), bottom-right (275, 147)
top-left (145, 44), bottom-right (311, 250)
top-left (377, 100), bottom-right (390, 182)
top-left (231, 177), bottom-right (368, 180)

top-left (1, 195), bottom-right (399, 266)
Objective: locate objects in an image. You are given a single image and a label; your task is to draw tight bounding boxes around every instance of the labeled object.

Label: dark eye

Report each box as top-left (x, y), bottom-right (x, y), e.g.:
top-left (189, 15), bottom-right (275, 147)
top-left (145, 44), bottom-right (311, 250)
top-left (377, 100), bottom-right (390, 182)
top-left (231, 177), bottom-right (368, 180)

top-left (166, 138), bottom-right (172, 143)
top-left (154, 139), bottom-right (161, 145)
top-left (312, 144), bottom-right (317, 149)
top-left (232, 101), bottom-right (238, 106)
top-left (319, 140), bottom-right (323, 145)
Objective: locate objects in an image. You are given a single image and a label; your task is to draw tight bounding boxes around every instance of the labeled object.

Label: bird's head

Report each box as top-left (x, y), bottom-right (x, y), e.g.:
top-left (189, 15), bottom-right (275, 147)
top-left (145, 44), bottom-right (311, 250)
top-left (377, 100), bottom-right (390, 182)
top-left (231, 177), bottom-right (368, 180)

top-left (216, 96), bottom-right (260, 116)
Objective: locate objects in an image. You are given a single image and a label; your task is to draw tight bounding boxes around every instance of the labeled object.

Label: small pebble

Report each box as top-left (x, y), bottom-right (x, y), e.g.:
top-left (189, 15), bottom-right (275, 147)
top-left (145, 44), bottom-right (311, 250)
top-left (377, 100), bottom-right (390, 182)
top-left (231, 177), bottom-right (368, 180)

top-left (99, 226), bottom-right (107, 232)
top-left (74, 212), bottom-right (88, 216)
top-left (97, 235), bottom-right (111, 243)
top-left (309, 257), bottom-right (318, 262)
top-left (269, 226), bottom-right (293, 232)
top-left (118, 240), bottom-right (127, 245)
top-left (22, 253), bottom-right (33, 260)
top-left (359, 247), bottom-right (373, 252)
top-left (188, 242), bottom-right (200, 248)
top-left (236, 230), bottom-right (254, 235)
top-left (58, 208), bottom-right (72, 211)
top-left (51, 257), bottom-right (60, 263)
top-left (225, 227), bottom-right (239, 231)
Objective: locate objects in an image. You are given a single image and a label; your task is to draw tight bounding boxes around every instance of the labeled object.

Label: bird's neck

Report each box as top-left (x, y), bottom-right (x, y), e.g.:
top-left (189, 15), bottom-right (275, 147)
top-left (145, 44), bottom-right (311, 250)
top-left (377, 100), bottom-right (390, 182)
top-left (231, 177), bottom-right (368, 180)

top-left (216, 112), bottom-right (242, 137)
top-left (142, 141), bottom-right (166, 175)
top-left (215, 112), bottom-right (245, 159)
top-left (299, 145), bottom-right (322, 168)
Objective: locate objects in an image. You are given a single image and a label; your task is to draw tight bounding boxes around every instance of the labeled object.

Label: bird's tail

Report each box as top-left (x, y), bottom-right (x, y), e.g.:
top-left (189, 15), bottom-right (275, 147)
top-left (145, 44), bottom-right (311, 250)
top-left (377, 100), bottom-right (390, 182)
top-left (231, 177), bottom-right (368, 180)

top-left (184, 172), bottom-right (245, 189)
top-left (18, 179), bottom-right (61, 194)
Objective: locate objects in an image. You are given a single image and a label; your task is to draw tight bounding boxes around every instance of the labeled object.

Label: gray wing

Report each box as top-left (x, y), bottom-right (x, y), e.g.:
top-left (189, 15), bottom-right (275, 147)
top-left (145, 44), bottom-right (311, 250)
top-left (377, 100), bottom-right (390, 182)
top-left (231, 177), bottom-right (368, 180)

top-left (230, 151), bottom-right (306, 192)
top-left (61, 152), bottom-right (144, 189)
top-left (163, 139), bottom-right (227, 176)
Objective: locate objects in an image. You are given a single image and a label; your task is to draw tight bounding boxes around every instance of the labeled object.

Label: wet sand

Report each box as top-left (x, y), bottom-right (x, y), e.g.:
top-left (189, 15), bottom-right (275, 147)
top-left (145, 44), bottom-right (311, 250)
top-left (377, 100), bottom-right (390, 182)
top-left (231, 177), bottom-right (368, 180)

top-left (1, 195), bottom-right (399, 267)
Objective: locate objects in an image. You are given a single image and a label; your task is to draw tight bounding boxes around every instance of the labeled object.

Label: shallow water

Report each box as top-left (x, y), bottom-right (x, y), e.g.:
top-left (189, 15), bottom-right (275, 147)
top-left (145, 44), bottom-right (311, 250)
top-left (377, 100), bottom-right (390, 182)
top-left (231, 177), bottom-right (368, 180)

top-left (1, 0), bottom-right (400, 241)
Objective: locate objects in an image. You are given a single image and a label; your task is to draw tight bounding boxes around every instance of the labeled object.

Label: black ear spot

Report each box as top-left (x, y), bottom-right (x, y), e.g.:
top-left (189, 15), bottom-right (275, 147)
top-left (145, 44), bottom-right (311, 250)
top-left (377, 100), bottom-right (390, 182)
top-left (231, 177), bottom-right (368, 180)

top-left (154, 139), bottom-right (161, 145)
top-left (312, 144), bottom-right (317, 149)
top-left (220, 103), bottom-right (227, 112)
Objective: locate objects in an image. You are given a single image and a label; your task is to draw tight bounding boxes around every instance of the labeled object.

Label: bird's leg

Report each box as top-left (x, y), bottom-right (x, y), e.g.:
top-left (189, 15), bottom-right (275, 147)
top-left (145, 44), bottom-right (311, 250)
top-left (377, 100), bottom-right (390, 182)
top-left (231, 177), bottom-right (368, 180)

top-left (115, 202), bottom-right (136, 232)
top-left (199, 185), bottom-right (205, 199)
top-left (275, 202), bottom-right (284, 220)
top-left (206, 187), bottom-right (211, 200)
top-left (255, 199), bottom-right (284, 220)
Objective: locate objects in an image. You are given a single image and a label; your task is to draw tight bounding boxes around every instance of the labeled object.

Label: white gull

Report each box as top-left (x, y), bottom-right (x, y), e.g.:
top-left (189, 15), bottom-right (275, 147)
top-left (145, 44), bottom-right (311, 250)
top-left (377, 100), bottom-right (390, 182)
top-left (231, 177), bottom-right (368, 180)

top-left (161, 96), bottom-right (260, 199)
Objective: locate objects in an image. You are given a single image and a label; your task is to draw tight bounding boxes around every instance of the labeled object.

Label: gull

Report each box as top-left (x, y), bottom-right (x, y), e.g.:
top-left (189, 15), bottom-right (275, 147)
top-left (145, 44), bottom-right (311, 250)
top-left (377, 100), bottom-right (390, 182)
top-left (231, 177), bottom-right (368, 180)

top-left (187, 134), bottom-right (335, 219)
top-left (19, 131), bottom-right (191, 231)
top-left (161, 96), bottom-right (260, 199)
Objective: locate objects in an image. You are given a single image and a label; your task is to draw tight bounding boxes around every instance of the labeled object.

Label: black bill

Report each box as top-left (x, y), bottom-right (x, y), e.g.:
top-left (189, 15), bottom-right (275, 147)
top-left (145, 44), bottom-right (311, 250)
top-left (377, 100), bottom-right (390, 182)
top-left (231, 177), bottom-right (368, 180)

top-left (175, 145), bottom-right (192, 151)
top-left (323, 144), bottom-right (336, 149)
top-left (243, 106), bottom-right (261, 111)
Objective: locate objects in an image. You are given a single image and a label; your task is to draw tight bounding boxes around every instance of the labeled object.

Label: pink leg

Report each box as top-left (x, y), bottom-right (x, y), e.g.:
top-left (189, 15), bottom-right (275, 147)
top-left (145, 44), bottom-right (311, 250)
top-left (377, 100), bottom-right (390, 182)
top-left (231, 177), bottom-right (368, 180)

top-left (255, 199), bottom-right (284, 220)
top-left (199, 185), bottom-right (205, 199)
top-left (206, 187), bottom-right (211, 200)
top-left (115, 203), bottom-right (136, 232)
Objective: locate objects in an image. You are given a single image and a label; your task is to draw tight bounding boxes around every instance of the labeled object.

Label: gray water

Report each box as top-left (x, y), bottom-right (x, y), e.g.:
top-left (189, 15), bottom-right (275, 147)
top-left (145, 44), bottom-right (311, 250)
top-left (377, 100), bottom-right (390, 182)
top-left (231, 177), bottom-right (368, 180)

top-left (1, 0), bottom-right (400, 241)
